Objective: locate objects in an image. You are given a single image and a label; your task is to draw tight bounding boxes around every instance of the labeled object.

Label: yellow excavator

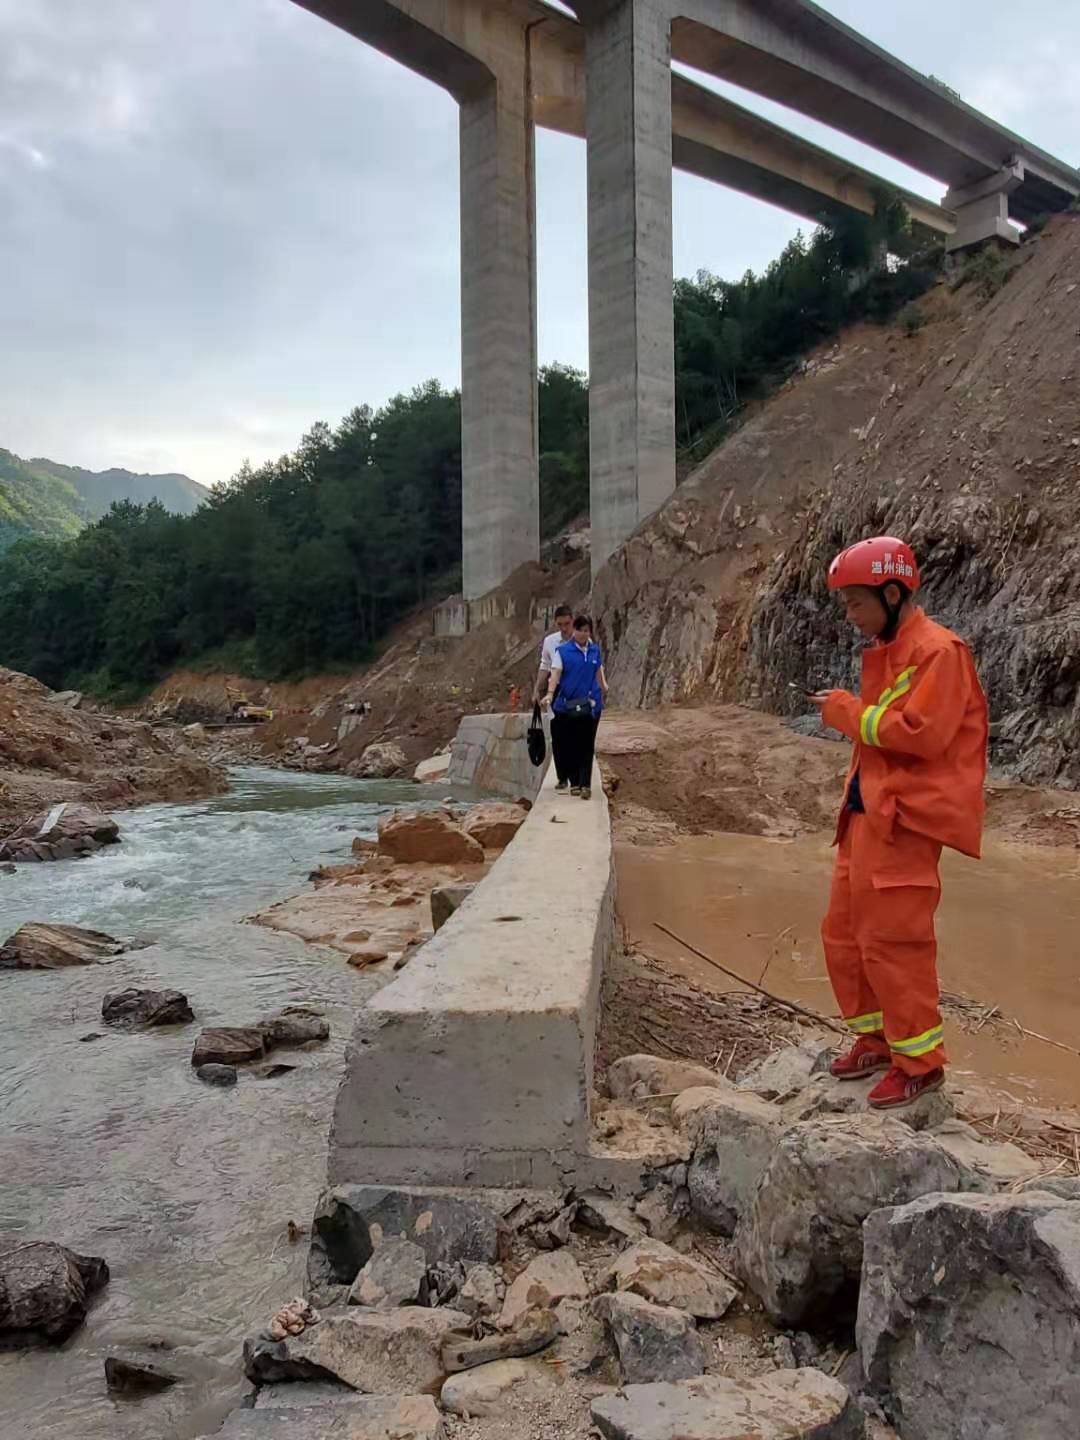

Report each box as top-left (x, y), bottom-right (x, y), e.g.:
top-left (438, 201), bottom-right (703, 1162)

top-left (224, 683), bottom-right (274, 724)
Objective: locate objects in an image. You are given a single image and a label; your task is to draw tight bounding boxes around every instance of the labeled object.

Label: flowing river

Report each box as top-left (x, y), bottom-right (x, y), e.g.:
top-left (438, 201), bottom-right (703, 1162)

top-left (0, 767), bottom-right (460, 1438)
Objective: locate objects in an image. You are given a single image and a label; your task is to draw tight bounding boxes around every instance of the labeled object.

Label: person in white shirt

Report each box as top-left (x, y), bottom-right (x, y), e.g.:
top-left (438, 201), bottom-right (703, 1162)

top-left (534, 604), bottom-right (575, 790)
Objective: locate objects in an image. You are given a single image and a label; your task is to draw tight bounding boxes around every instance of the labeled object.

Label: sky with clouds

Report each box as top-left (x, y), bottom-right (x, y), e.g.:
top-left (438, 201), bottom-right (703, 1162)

top-left (1, 0), bottom-right (1076, 487)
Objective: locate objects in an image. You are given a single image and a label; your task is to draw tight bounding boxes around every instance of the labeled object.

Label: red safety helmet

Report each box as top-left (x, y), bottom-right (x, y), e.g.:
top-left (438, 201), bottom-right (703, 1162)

top-left (827, 536), bottom-right (920, 593)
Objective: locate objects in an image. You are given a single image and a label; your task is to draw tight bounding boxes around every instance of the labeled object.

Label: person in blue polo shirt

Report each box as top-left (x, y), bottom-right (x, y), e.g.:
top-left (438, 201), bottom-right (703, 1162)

top-left (542, 614), bottom-right (608, 799)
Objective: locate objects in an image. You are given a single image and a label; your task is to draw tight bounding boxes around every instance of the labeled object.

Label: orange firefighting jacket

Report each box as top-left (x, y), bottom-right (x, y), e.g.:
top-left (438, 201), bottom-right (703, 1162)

top-left (821, 608), bottom-right (988, 859)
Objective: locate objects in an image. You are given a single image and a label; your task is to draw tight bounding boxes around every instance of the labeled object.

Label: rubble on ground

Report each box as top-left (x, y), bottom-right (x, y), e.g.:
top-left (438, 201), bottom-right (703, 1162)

top-left (0, 802), bottom-right (119, 862)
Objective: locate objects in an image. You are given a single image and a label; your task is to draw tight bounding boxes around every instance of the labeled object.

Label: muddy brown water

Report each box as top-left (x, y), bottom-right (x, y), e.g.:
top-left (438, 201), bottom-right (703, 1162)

top-left (0, 768), bottom-right (480, 1439)
top-left (618, 832), bottom-right (1080, 1109)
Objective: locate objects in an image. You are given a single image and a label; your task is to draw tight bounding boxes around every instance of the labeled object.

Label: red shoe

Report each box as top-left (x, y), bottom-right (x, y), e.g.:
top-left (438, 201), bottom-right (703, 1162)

top-left (830, 1037), bottom-right (891, 1081)
top-left (868, 1066), bottom-right (945, 1110)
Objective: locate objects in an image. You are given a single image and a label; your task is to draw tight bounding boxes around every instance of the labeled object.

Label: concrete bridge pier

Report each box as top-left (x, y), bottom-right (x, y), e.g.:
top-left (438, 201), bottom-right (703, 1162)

top-left (460, 69), bottom-right (540, 601)
top-left (583, 0), bottom-right (677, 575)
top-left (944, 161), bottom-right (1025, 253)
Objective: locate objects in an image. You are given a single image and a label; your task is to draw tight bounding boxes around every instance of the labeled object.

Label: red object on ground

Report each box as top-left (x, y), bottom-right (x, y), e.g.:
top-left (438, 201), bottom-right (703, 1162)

top-left (867, 1065), bottom-right (945, 1110)
top-left (830, 1036), bottom-right (891, 1080)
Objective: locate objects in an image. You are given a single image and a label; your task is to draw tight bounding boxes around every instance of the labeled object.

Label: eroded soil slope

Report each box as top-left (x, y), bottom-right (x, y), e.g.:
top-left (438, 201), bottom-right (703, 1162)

top-left (594, 215), bottom-right (1080, 786)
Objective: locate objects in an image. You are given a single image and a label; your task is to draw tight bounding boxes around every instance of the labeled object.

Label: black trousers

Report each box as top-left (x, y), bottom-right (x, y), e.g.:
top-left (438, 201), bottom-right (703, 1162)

top-left (561, 712), bottom-right (599, 789)
top-left (550, 712), bottom-right (571, 784)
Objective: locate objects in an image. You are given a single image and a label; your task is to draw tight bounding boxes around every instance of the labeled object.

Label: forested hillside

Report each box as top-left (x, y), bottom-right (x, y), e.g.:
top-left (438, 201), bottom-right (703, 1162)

top-left (0, 195), bottom-right (933, 696)
top-left (0, 447), bottom-right (205, 552)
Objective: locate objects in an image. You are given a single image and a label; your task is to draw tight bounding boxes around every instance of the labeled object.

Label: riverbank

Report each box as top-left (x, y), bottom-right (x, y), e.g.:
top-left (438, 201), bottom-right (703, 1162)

top-left (0, 768), bottom-right (494, 1439)
top-left (599, 706), bottom-right (1080, 1116)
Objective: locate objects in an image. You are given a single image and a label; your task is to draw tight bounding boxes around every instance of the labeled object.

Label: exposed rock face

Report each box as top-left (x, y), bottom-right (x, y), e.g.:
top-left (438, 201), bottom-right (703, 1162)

top-left (0, 803), bottom-right (120, 862)
top-left (0, 1239), bottom-right (109, 1347)
top-left (673, 1087), bottom-right (784, 1237)
top-left (461, 803), bottom-right (526, 850)
top-left (441, 1357), bottom-right (560, 1417)
top-left (591, 1368), bottom-right (865, 1439)
top-left (0, 922), bottom-right (127, 970)
top-left (737, 1115), bottom-right (976, 1327)
top-left (608, 1054), bottom-right (734, 1102)
top-left (591, 218), bottom-right (1080, 788)
top-left (348, 1239), bottom-right (427, 1310)
top-left (350, 742), bottom-right (408, 780)
top-left (593, 1292), bottom-right (706, 1385)
top-left (102, 987), bottom-right (194, 1029)
top-left (308, 1186), bottom-right (506, 1290)
top-left (244, 1307), bottom-right (471, 1395)
top-left (858, 1192), bottom-right (1080, 1440)
top-left (605, 1239), bottom-right (737, 1320)
top-left (498, 1251), bottom-right (588, 1331)
top-left (376, 811), bottom-right (484, 865)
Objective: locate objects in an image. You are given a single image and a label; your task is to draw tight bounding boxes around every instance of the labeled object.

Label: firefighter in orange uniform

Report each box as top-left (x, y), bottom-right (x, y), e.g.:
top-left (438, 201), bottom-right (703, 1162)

top-left (810, 536), bottom-right (988, 1109)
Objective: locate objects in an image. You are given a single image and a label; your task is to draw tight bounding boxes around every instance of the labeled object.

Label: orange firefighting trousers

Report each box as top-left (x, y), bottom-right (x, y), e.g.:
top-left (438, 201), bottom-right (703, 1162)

top-left (821, 812), bottom-right (947, 1075)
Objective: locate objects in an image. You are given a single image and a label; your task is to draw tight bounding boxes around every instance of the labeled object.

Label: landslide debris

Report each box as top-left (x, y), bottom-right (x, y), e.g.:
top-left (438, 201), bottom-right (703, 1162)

top-left (0, 666), bottom-right (225, 832)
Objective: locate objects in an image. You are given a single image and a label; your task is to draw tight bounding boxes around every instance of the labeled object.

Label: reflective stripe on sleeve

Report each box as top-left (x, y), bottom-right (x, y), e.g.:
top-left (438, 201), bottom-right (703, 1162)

top-left (859, 666), bottom-right (918, 748)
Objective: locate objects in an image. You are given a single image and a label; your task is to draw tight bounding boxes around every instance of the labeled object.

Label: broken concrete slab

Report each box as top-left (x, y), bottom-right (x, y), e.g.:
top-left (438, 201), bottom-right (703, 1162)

top-left (347, 1238), bottom-right (427, 1309)
top-left (209, 1394), bottom-right (446, 1437)
top-left (498, 1250), bottom-right (588, 1330)
top-left (244, 1308), bottom-right (471, 1395)
top-left (860, 1192), bottom-right (1080, 1440)
top-left (605, 1239), bottom-right (736, 1320)
top-left (591, 1368), bottom-right (865, 1439)
top-left (308, 1186), bottom-right (506, 1288)
top-left (441, 1357), bottom-right (560, 1417)
top-left (607, 1055), bottom-right (734, 1102)
top-left (737, 1115), bottom-right (977, 1328)
top-left (593, 1292), bottom-right (705, 1385)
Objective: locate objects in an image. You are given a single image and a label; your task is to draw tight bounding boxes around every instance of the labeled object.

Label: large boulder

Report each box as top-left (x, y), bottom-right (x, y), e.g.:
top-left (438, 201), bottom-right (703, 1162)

top-left (350, 742), bottom-right (408, 780)
top-left (605, 1239), bottom-right (736, 1320)
top-left (737, 1115), bottom-right (977, 1327)
top-left (244, 1307), bottom-right (471, 1395)
top-left (593, 1292), bottom-right (706, 1385)
top-left (461, 803), bottom-right (527, 850)
top-left (0, 922), bottom-right (126, 970)
top-left (376, 811), bottom-right (484, 865)
top-left (414, 752), bottom-right (451, 784)
top-left (591, 1369), bottom-right (865, 1439)
top-left (308, 1186), bottom-right (506, 1290)
top-left (102, 987), bottom-right (194, 1029)
top-left (673, 1087), bottom-right (784, 1237)
top-left (0, 803), bottom-right (119, 863)
top-left (609, 1055), bottom-right (735, 1102)
top-left (858, 1192), bottom-right (1080, 1440)
top-left (0, 1239), bottom-right (109, 1347)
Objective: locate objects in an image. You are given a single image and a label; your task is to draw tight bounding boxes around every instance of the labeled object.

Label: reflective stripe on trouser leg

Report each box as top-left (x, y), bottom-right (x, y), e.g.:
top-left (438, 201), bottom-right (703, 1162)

top-left (821, 823), bottom-right (888, 1056)
top-left (856, 882), bottom-right (946, 1077)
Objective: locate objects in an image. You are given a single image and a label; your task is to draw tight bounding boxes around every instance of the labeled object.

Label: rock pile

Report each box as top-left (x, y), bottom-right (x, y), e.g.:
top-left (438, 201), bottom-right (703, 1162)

top-left (0, 802), bottom-right (119, 863)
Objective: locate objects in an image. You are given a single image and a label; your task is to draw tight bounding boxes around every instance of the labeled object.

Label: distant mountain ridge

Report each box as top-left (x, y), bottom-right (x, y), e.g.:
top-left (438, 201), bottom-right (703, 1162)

top-left (0, 446), bottom-right (206, 550)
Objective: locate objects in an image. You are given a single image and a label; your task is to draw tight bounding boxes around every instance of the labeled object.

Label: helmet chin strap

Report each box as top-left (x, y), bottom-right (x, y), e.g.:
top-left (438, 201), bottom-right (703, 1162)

top-left (878, 585), bottom-right (907, 642)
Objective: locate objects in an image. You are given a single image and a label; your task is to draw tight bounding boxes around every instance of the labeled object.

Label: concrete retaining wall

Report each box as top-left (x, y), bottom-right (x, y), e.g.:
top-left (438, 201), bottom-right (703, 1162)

top-left (447, 711), bottom-right (549, 801)
top-left (327, 757), bottom-right (615, 1190)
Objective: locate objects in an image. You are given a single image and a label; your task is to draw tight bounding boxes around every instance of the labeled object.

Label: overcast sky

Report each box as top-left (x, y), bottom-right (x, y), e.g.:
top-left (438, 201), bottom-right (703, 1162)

top-left (1, 0), bottom-right (1076, 487)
